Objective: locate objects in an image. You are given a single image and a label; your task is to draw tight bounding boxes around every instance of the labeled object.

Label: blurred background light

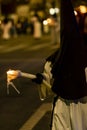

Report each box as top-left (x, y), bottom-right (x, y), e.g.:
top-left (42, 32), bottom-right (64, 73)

top-left (79, 5), bottom-right (87, 13)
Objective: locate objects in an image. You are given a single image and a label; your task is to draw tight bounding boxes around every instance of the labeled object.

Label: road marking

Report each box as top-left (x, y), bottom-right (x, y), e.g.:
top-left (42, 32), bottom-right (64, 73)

top-left (26, 43), bottom-right (50, 51)
top-left (0, 43), bottom-right (50, 53)
top-left (19, 103), bottom-right (52, 130)
top-left (0, 44), bottom-right (28, 53)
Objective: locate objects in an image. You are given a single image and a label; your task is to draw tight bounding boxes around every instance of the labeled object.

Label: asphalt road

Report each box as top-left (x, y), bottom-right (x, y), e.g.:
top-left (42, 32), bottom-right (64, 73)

top-left (0, 34), bottom-right (58, 130)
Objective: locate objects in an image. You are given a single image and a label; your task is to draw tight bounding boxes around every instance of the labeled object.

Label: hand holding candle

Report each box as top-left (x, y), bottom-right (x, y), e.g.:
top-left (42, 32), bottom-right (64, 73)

top-left (7, 69), bottom-right (21, 82)
top-left (6, 69), bottom-right (51, 95)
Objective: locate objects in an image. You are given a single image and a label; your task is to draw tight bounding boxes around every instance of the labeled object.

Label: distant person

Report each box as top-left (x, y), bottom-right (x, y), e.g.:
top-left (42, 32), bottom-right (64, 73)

top-left (49, 15), bottom-right (60, 46)
top-left (1, 17), bottom-right (12, 40)
top-left (10, 19), bottom-right (17, 38)
top-left (16, 19), bottom-right (22, 35)
top-left (33, 16), bottom-right (42, 39)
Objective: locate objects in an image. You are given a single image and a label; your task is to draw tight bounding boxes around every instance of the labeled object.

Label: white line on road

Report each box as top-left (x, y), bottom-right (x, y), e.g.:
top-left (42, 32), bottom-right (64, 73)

top-left (26, 43), bottom-right (50, 51)
top-left (0, 44), bottom-right (28, 53)
top-left (0, 43), bottom-right (52, 53)
top-left (19, 103), bottom-right (52, 130)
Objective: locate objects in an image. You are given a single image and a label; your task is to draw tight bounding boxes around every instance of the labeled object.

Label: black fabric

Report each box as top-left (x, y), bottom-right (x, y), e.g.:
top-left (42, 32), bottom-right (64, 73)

top-left (32, 73), bottom-right (44, 84)
top-left (51, 0), bottom-right (87, 100)
top-left (46, 49), bottom-right (59, 64)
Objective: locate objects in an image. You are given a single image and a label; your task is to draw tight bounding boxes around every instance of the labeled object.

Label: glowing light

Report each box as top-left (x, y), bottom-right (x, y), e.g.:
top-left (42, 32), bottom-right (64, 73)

top-left (7, 69), bottom-right (20, 94)
top-left (79, 5), bottom-right (87, 14)
top-left (7, 70), bottom-right (19, 82)
top-left (55, 8), bottom-right (60, 13)
top-left (47, 18), bottom-right (52, 24)
top-left (43, 18), bottom-right (52, 25)
top-left (74, 10), bottom-right (78, 16)
top-left (43, 20), bottom-right (48, 25)
top-left (49, 8), bottom-right (55, 15)
top-left (49, 8), bottom-right (60, 15)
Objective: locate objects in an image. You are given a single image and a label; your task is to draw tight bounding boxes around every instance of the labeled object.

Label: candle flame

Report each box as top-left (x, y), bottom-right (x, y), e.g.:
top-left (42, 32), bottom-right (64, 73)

top-left (7, 69), bottom-right (19, 82)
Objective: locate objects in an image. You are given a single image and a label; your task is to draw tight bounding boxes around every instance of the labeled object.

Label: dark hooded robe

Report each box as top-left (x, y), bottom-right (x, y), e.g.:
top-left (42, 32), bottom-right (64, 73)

top-left (51, 0), bottom-right (87, 100)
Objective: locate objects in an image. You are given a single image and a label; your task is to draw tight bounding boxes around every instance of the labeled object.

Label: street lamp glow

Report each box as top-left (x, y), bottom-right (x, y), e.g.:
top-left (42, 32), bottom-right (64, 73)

top-left (49, 8), bottom-right (55, 15)
top-left (49, 8), bottom-right (60, 15)
top-left (43, 20), bottom-right (48, 25)
top-left (55, 8), bottom-right (60, 13)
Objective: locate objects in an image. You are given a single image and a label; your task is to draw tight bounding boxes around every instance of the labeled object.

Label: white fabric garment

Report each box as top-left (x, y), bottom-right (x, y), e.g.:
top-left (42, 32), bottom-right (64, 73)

top-left (37, 61), bottom-right (54, 100)
top-left (52, 96), bottom-right (87, 130)
top-left (1, 21), bottom-right (12, 40)
top-left (33, 20), bottom-right (42, 39)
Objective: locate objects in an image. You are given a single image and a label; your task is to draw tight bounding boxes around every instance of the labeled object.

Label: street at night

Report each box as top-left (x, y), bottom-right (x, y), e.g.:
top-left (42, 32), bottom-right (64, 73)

top-left (0, 34), bottom-right (58, 130)
top-left (0, 0), bottom-right (87, 130)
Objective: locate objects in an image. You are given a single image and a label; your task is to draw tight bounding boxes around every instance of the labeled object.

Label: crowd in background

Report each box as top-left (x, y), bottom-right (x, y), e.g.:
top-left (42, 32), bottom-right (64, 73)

top-left (0, 13), bottom-right (60, 47)
top-left (0, 12), bottom-right (87, 46)
top-left (0, 14), bottom-right (43, 40)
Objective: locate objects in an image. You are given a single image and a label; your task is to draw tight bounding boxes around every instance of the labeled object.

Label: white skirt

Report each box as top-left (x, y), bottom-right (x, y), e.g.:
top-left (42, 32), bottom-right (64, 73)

top-left (52, 96), bottom-right (87, 130)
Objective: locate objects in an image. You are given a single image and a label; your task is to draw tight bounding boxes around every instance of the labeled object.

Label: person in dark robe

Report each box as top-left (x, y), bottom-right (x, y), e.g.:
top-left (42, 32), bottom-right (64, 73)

top-left (32, 0), bottom-right (87, 129)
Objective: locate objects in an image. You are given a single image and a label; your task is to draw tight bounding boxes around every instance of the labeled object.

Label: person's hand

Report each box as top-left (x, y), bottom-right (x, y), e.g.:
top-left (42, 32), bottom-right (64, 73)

top-left (32, 73), bottom-right (44, 84)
